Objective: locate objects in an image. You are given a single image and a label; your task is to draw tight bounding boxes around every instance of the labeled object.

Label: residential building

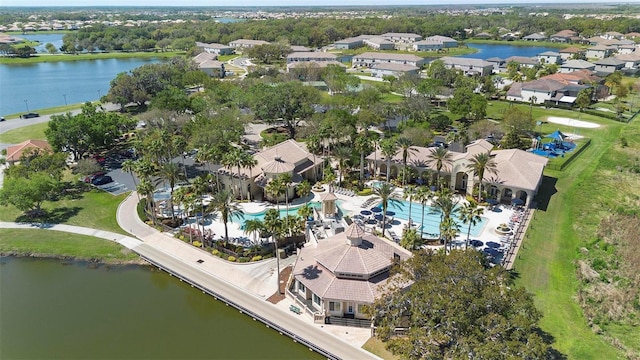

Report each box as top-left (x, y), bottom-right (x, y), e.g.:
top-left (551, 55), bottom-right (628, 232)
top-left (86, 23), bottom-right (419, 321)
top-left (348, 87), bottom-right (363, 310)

top-left (549, 29), bottom-right (578, 43)
top-left (289, 222), bottom-right (412, 324)
top-left (617, 44), bottom-right (637, 55)
top-left (615, 53), bottom-right (640, 70)
top-left (602, 31), bottom-right (625, 40)
top-left (290, 45), bottom-right (312, 52)
top-left (440, 56), bottom-right (494, 76)
top-left (522, 33), bottom-right (547, 42)
top-left (195, 42), bottom-right (234, 55)
top-left (560, 59), bottom-right (596, 73)
top-left (505, 56), bottom-right (538, 68)
top-left (537, 51), bottom-right (561, 65)
top-left (362, 36), bottom-right (395, 50)
top-left (486, 57), bottom-right (505, 72)
top-left (333, 36), bottom-right (364, 50)
top-left (585, 45), bottom-right (614, 59)
top-left (380, 32), bottom-right (423, 43)
top-left (413, 39), bottom-right (444, 52)
top-left (423, 35), bottom-right (458, 48)
top-left (366, 139), bottom-right (548, 206)
top-left (352, 52), bottom-right (427, 68)
top-left (506, 78), bottom-right (589, 107)
top-left (287, 52), bottom-right (338, 63)
top-left (287, 60), bottom-right (346, 74)
top-left (193, 53), bottom-right (225, 78)
top-left (370, 63), bottom-right (420, 78)
top-left (594, 57), bottom-right (626, 75)
top-left (217, 140), bottom-right (322, 201)
top-left (228, 39), bottom-right (270, 49)
top-left (559, 46), bottom-right (585, 61)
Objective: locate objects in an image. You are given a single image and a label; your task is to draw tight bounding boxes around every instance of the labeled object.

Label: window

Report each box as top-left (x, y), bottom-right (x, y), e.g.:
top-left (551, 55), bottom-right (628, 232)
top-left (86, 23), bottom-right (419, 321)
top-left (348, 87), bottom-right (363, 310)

top-left (329, 301), bottom-right (341, 312)
top-left (313, 294), bottom-right (321, 306)
top-left (298, 281), bottom-right (305, 293)
top-left (357, 304), bottom-right (365, 314)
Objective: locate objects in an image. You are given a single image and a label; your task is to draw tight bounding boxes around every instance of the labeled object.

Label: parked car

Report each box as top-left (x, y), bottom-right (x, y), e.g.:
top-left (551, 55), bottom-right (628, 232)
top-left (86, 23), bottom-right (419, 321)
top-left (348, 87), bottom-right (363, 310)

top-left (84, 171), bottom-right (106, 183)
top-left (92, 175), bottom-right (113, 185)
top-left (20, 112), bottom-right (40, 119)
top-left (0, 117), bottom-right (5, 122)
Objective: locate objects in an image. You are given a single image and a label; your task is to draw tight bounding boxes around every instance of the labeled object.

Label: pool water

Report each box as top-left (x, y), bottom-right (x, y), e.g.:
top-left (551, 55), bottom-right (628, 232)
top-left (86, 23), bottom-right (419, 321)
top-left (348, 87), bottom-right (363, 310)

top-left (235, 201), bottom-right (344, 228)
top-left (380, 199), bottom-right (487, 237)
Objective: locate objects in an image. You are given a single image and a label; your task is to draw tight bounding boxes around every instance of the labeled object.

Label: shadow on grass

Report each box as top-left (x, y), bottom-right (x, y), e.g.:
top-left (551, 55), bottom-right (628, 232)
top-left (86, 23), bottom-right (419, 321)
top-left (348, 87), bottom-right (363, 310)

top-left (16, 206), bottom-right (82, 224)
top-left (534, 175), bottom-right (558, 212)
top-left (54, 181), bottom-right (91, 201)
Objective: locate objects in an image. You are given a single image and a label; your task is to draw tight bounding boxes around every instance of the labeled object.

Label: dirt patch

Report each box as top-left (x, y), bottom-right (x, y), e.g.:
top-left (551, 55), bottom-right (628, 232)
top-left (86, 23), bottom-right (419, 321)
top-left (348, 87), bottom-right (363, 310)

top-left (266, 264), bottom-right (292, 304)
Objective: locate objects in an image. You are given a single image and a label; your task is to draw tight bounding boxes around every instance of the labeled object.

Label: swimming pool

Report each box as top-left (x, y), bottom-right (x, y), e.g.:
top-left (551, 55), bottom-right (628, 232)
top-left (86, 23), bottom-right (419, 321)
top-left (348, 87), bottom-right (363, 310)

top-left (378, 199), bottom-right (487, 237)
top-left (234, 200), bottom-right (345, 228)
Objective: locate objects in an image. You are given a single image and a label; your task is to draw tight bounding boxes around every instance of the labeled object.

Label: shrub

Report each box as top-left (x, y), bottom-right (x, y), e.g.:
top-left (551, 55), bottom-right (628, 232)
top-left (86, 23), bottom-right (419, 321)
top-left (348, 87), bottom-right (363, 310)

top-left (251, 255), bottom-right (262, 262)
top-left (193, 241), bottom-right (202, 248)
top-left (227, 256), bottom-right (236, 262)
top-left (179, 235), bottom-right (185, 241)
top-left (212, 249), bottom-right (219, 256)
top-left (235, 245), bottom-right (245, 254)
top-left (238, 257), bottom-right (250, 263)
top-left (357, 188), bottom-right (373, 196)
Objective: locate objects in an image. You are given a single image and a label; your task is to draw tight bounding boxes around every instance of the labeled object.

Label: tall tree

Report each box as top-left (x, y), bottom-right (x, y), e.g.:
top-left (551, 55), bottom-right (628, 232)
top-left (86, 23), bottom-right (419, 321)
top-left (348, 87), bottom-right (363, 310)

top-left (396, 137), bottom-right (417, 185)
top-left (427, 147), bottom-right (453, 190)
top-left (433, 190), bottom-right (460, 250)
top-left (380, 139), bottom-right (398, 182)
top-left (333, 145), bottom-right (352, 186)
top-left (155, 162), bottom-right (185, 220)
top-left (467, 151), bottom-right (498, 202)
top-left (414, 186), bottom-right (433, 239)
top-left (373, 182), bottom-right (401, 236)
top-left (211, 190), bottom-right (243, 247)
top-left (459, 200), bottom-right (485, 249)
top-left (263, 208), bottom-right (284, 294)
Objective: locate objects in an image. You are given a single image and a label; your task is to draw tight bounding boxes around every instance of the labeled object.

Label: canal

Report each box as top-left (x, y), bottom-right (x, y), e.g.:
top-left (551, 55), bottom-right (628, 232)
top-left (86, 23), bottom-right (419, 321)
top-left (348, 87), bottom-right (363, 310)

top-left (0, 256), bottom-right (322, 359)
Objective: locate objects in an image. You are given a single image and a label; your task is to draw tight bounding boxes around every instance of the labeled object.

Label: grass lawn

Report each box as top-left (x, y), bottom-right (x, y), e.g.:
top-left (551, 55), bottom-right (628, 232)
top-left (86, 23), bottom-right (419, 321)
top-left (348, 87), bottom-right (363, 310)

top-left (362, 337), bottom-right (400, 360)
top-left (513, 112), bottom-right (632, 358)
top-left (0, 121), bottom-right (48, 144)
top-left (0, 187), bottom-right (128, 235)
top-left (0, 228), bottom-right (141, 264)
top-left (0, 51), bottom-right (184, 65)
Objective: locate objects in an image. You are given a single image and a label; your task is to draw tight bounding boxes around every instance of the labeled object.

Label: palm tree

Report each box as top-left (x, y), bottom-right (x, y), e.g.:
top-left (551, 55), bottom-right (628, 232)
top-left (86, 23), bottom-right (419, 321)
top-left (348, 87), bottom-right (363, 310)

top-left (243, 219), bottom-right (264, 244)
top-left (396, 137), bottom-right (417, 185)
top-left (427, 147), bottom-right (453, 190)
top-left (121, 159), bottom-right (138, 192)
top-left (296, 180), bottom-right (311, 200)
top-left (400, 228), bottom-right (423, 251)
top-left (466, 151), bottom-right (498, 202)
top-left (459, 200), bottom-right (485, 249)
top-left (191, 174), bottom-right (213, 236)
top-left (222, 148), bottom-right (244, 199)
top-left (240, 151), bottom-right (257, 200)
top-left (173, 186), bottom-right (191, 240)
top-left (136, 178), bottom-right (156, 223)
top-left (155, 162), bottom-right (185, 220)
top-left (297, 204), bottom-right (314, 221)
top-left (414, 186), bottom-right (433, 239)
top-left (354, 134), bottom-right (372, 186)
top-left (211, 190), bottom-right (243, 247)
top-left (380, 139), bottom-right (398, 182)
top-left (333, 145), bottom-right (352, 186)
top-left (373, 182), bottom-right (401, 236)
top-left (277, 173), bottom-right (293, 232)
top-left (433, 190), bottom-right (460, 251)
top-left (439, 217), bottom-right (460, 252)
top-left (323, 166), bottom-right (337, 192)
top-left (404, 185), bottom-right (417, 225)
top-left (263, 208), bottom-right (284, 294)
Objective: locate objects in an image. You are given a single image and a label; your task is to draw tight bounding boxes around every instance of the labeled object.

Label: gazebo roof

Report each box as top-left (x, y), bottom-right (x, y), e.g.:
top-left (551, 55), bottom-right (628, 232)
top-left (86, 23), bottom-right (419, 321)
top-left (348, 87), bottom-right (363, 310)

top-left (320, 192), bottom-right (338, 201)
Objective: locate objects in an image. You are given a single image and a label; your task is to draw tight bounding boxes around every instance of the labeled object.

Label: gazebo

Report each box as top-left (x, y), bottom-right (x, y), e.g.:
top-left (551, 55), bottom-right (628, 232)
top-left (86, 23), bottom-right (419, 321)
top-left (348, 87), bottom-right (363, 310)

top-left (320, 192), bottom-right (338, 218)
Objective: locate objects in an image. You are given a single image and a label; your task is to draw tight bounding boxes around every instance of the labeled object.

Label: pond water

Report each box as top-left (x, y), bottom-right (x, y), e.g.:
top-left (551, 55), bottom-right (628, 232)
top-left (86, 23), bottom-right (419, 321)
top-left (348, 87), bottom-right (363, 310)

top-left (462, 43), bottom-right (560, 60)
top-left (0, 256), bottom-right (321, 359)
top-left (1, 57), bottom-right (162, 115)
top-left (20, 33), bottom-right (65, 53)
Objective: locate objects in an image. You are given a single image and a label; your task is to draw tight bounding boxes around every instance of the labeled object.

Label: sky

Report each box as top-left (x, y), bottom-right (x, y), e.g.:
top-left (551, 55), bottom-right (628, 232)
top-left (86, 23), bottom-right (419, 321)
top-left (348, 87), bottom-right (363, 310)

top-left (0, 0), bottom-right (628, 7)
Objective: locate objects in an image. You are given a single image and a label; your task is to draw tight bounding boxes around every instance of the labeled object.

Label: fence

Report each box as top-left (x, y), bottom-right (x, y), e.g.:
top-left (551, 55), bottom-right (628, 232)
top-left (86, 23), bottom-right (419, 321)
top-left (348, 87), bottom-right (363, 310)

top-left (546, 138), bottom-right (591, 171)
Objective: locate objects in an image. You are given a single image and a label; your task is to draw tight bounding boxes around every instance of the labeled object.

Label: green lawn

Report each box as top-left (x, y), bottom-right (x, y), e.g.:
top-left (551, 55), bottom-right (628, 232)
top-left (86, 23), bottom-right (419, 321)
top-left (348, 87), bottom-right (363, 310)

top-left (513, 112), bottom-right (633, 358)
top-left (0, 187), bottom-right (128, 235)
top-left (0, 122), bottom-right (48, 144)
top-left (0, 51), bottom-right (184, 64)
top-left (3, 102), bottom-right (85, 119)
top-left (362, 337), bottom-right (400, 360)
top-left (0, 228), bottom-right (141, 264)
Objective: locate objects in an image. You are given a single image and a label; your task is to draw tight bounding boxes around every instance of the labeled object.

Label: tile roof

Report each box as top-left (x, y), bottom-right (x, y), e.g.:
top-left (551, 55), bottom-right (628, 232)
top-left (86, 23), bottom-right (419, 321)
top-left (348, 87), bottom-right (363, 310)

top-left (561, 59), bottom-right (596, 69)
top-left (288, 52), bottom-right (337, 60)
top-left (521, 78), bottom-right (568, 92)
top-left (371, 63), bottom-right (419, 72)
top-left (491, 149), bottom-right (548, 190)
top-left (440, 56), bottom-right (493, 68)
top-left (6, 140), bottom-right (52, 162)
top-left (559, 46), bottom-right (583, 54)
top-left (595, 57), bottom-right (626, 66)
top-left (193, 52), bottom-right (217, 64)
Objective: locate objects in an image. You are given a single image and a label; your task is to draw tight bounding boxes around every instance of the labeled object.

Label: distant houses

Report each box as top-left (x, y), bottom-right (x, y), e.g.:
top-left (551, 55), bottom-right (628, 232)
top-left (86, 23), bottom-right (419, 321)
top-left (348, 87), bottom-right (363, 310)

top-left (192, 53), bottom-right (225, 78)
top-left (352, 52), bottom-right (427, 68)
top-left (440, 56), bottom-right (494, 76)
top-left (229, 39), bottom-right (270, 49)
top-left (196, 42), bottom-right (234, 55)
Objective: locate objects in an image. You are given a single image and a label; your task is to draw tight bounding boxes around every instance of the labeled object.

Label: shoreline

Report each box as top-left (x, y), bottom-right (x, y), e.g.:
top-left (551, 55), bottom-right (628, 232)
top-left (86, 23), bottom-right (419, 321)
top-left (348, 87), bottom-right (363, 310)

top-left (0, 251), bottom-right (149, 266)
top-left (0, 51), bottom-right (182, 65)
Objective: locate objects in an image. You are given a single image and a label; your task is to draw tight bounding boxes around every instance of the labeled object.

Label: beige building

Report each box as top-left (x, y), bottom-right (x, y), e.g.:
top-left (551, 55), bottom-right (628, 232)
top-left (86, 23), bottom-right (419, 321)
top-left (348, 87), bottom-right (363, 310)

top-left (217, 140), bottom-right (323, 201)
top-left (289, 222), bottom-right (412, 325)
top-left (366, 140), bottom-right (548, 207)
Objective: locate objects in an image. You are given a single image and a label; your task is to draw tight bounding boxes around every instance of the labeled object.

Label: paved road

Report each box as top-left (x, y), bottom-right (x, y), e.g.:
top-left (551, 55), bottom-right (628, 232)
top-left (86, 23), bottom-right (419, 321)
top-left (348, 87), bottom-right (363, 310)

top-left (0, 103), bottom-right (120, 134)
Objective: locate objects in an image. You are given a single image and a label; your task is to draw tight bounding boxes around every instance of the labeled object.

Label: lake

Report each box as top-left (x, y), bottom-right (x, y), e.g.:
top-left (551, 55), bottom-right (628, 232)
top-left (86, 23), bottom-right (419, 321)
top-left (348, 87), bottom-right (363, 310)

top-left (462, 43), bottom-right (560, 60)
top-left (1, 57), bottom-right (162, 115)
top-left (20, 33), bottom-right (65, 54)
top-left (0, 256), bottom-right (321, 359)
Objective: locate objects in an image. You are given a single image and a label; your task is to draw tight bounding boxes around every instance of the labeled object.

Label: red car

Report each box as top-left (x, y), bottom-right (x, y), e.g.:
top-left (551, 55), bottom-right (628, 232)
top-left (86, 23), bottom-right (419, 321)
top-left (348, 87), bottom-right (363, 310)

top-left (84, 171), bottom-right (106, 183)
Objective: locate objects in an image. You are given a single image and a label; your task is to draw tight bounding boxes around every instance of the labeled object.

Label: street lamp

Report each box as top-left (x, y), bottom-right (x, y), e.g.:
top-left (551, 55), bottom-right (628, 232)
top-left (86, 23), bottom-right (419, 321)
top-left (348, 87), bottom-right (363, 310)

top-left (63, 94), bottom-right (67, 105)
top-left (24, 99), bottom-right (29, 112)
